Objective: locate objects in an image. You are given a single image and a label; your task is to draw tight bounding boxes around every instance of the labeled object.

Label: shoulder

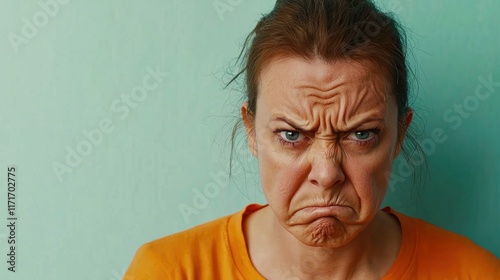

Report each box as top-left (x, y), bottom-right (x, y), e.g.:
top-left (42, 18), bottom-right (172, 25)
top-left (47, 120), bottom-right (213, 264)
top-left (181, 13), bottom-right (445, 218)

top-left (407, 213), bottom-right (494, 257)
top-left (387, 208), bottom-right (500, 277)
top-left (148, 213), bottom-right (232, 252)
top-left (124, 205), bottom-right (263, 279)
top-left (126, 214), bottom-right (232, 275)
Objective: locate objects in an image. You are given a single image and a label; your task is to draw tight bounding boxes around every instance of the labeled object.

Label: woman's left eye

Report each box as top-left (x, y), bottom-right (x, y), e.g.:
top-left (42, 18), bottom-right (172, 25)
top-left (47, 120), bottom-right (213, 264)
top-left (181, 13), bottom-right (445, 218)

top-left (353, 131), bottom-right (371, 140)
top-left (347, 130), bottom-right (379, 143)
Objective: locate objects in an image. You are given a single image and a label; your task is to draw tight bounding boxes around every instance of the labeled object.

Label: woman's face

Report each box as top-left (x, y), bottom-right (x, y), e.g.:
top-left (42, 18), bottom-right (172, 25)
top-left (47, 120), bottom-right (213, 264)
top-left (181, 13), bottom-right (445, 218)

top-left (242, 56), bottom-right (411, 248)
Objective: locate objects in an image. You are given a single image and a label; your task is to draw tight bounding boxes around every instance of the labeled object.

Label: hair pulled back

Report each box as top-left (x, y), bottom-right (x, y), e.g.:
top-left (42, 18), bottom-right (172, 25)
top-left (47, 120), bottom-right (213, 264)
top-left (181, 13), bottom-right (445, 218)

top-left (228, 0), bottom-right (423, 183)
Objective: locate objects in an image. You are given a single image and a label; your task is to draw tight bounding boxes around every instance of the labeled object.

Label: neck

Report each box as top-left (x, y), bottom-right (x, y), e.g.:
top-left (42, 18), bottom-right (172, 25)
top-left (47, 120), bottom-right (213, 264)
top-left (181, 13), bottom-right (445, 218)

top-left (246, 206), bottom-right (401, 280)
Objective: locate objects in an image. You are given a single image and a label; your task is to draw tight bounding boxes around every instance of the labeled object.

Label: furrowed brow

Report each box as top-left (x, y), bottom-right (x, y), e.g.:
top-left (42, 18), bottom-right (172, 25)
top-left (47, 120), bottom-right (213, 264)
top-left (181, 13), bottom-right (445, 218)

top-left (345, 116), bottom-right (385, 131)
top-left (271, 117), bottom-right (311, 132)
top-left (271, 115), bottom-right (385, 132)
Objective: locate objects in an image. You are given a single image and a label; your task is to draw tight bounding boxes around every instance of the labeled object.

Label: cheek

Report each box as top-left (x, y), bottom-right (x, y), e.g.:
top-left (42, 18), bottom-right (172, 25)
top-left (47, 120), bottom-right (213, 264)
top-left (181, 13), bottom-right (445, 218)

top-left (343, 142), bottom-right (396, 209)
top-left (256, 136), bottom-right (307, 209)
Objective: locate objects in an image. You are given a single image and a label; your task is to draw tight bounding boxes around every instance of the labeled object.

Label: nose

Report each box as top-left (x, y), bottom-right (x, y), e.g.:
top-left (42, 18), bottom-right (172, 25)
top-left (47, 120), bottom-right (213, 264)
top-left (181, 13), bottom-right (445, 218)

top-left (307, 142), bottom-right (345, 189)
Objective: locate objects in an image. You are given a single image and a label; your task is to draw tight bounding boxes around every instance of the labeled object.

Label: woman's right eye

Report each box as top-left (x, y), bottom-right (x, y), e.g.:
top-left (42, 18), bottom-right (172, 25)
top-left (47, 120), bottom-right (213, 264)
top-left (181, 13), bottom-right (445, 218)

top-left (279, 131), bottom-right (305, 143)
top-left (282, 131), bottom-right (300, 141)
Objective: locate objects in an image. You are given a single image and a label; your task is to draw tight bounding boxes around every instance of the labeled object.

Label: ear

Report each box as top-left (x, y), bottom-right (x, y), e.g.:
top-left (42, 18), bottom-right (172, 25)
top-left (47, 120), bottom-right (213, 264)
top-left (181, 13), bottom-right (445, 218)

top-left (394, 109), bottom-right (413, 158)
top-left (241, 102), bottom-right (258, 157)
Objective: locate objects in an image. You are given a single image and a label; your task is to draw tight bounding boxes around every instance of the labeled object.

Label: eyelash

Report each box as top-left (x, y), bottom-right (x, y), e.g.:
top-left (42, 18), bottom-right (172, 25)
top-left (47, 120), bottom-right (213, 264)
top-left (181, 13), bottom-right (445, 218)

top-left (275, 129), bottom-right (380, 148)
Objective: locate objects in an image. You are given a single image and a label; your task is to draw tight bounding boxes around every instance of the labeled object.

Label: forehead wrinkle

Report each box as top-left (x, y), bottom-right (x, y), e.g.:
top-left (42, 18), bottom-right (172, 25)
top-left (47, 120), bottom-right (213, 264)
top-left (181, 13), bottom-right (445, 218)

top-left (259, 56), bottom-right (392, 135)
top-left (297, 88), bottom-right (387, 134)
top-left (298, 83), bottom-right (345, 134)
top-left (335, 78), bottom-right (389, 130)
top-left (270, 102), bottom-right (315, 131)
top-left (269, 97), bottom-right (387, 136)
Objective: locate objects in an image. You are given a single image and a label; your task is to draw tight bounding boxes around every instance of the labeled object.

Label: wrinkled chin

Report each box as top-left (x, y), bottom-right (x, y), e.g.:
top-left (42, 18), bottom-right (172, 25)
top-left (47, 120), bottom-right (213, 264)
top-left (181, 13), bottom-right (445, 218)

top-left (290, 217), bottom-right (354, 248)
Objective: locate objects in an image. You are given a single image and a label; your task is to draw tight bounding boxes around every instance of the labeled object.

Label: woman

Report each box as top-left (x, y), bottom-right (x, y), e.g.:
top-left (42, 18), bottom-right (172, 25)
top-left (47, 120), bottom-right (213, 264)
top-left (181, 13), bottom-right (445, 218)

top-left (125, 0), bottom-right (500, 278)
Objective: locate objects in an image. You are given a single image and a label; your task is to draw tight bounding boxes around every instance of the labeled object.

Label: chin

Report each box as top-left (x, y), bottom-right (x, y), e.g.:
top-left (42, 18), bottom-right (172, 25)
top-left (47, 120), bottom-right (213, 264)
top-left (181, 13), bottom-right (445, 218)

top-left (294, 217), bottom-right (356, 248)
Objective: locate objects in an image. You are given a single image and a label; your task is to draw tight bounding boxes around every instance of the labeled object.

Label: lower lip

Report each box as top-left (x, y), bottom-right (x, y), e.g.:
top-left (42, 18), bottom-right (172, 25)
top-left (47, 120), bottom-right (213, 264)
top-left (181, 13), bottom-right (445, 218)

top-left (299, 205), bottom-right (350, 217)
top-left (302, 205), bottom-right (349, 213)
top-left (297, 206), bottom-right (352, 223)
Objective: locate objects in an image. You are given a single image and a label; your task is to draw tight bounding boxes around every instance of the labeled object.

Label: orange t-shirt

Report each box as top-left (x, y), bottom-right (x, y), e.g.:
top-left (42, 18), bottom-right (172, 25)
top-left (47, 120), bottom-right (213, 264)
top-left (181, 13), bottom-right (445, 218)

top-left (125, 204), bottom-right (500, 279)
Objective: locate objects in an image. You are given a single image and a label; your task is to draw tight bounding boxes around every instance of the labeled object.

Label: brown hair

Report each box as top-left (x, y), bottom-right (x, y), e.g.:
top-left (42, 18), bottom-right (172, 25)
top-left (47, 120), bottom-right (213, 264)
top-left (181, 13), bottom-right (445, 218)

top-left (228, 0), bottom-right (424, 182)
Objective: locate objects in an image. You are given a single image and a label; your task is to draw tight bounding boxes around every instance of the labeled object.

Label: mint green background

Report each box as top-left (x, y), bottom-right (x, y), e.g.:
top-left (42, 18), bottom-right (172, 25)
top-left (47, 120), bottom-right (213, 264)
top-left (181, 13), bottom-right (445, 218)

top-left (0, 0), bottom-right (498, 279)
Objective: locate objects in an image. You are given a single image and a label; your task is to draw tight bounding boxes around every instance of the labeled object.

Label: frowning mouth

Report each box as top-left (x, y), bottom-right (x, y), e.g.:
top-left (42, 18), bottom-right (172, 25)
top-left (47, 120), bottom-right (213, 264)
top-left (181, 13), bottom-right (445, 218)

top-left (293, 205), bottom-right (354, 223)
top-left (300, 205), bottom-right (351, 214)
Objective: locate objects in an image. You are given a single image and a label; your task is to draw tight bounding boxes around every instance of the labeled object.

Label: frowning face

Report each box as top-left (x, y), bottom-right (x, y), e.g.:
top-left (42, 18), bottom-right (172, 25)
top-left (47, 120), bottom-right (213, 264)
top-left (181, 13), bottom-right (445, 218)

top-left (242, 56), bottom-right (411, 247)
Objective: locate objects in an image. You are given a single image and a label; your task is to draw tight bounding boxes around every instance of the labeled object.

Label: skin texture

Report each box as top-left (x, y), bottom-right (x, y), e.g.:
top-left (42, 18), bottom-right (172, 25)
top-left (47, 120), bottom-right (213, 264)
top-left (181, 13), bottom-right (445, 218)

top-left (242, 56), bottom-right (412, 279)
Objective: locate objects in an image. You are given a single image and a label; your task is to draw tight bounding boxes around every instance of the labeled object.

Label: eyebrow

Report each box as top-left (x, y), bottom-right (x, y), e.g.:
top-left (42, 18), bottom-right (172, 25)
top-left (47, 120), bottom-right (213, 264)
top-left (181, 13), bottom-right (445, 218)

top-left (272, 117), bottom-right (309, 131)
top-left (270, 116), bottom-right (385, 132)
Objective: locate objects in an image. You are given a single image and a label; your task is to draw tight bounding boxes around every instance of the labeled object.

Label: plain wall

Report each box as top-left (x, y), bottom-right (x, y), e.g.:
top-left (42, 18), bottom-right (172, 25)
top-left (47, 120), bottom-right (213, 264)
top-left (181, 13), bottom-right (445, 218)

top-left (0, 0), bottom-right (498, 279)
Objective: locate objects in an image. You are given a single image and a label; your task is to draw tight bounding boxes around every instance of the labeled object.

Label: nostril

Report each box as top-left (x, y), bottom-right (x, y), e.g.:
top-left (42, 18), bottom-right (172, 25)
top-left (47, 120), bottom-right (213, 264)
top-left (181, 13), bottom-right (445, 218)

top-left (310, 179), bottom-right (319, 186)
top-left (308, 156), bottom-right (346, 188)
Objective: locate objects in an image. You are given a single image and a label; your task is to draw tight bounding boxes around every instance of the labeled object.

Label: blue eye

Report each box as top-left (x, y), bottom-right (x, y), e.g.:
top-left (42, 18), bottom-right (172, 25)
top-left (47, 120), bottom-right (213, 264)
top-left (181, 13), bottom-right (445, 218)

top-left (280, 131), bottom-right (303, 142)
top-left (353, 131), bottom-right (371, 140)
top-left (347, 130), bottom-right (380, 146)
